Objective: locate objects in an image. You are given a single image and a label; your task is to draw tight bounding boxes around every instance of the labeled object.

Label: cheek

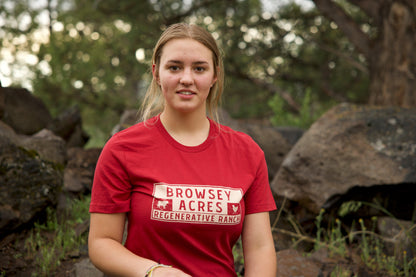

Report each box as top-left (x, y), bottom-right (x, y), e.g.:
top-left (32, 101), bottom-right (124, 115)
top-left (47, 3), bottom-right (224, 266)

top-left (199, 76), bottom-right (216, 90)
top-left (159, 74), bottom-right (177, 89)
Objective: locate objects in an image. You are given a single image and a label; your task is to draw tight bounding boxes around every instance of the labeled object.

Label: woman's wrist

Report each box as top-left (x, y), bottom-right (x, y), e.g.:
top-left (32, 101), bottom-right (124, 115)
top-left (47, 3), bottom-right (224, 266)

top-left (144, 263), bottom-right (172, 277)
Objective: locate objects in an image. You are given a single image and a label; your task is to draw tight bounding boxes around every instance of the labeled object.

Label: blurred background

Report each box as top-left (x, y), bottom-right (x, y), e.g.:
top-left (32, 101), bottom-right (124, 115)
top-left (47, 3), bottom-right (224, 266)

top-left (1, 0), bottom-right (383, 147)
top-left (1, 1), bottom-right (416, 276)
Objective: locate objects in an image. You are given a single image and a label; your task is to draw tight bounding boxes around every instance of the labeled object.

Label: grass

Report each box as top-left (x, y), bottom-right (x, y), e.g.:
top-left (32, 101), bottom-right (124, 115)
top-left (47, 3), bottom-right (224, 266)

top-left (23, 195), bottom-right (91, 276)
top-left (312, 208), bottom-right (414, 276)
top-left (356, 217), bottom-right (416, 276)
top-left (271, 198), bottom-right (416, 276)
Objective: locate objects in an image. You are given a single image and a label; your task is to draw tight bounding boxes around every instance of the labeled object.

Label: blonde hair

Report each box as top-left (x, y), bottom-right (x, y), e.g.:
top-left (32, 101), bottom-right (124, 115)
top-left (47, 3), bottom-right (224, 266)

top-left (140, 23), bottom-right (224, 122)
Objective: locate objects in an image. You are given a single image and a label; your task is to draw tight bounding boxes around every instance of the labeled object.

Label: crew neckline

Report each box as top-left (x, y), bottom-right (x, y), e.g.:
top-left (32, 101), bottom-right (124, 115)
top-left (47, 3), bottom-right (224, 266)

top-left (155, 114), bottom-right (218, 153)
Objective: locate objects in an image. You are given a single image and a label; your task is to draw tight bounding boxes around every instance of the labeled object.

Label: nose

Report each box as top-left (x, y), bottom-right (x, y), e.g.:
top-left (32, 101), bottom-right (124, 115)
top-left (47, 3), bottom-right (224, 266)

top-left (180, 68), bottom-right (194, 85)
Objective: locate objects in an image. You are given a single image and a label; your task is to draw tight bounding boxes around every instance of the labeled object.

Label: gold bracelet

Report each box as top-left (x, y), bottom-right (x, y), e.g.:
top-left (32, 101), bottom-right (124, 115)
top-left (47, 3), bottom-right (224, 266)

top-left (144, 263), bottom-right (172, 277)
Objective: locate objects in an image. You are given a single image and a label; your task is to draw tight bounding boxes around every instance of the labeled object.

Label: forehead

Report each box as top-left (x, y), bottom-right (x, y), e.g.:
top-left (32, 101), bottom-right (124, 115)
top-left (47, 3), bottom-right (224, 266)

top-left (160, 38), bottom-right (213, 63)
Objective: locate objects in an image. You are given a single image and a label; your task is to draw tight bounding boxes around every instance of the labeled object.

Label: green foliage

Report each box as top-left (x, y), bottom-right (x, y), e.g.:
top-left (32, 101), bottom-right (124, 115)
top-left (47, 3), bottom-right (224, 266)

top-left (314, 208), bottom-right (325, 251)
top-left (268, 89), bottom-right (331, 128)
top-left (357, 217), bottom-right (416, 276)
top-left (338, 200), bottom-right (362, 217)
top-left (313, 209), bottom-right (347, 257)
top-left (232, 237), bottom-right (244, 277)
top-left (24, 196), bottom-right (91, 276)
top-left (330, 266), bottom-right (355, 277)
top-left (312, 207), bottom-right (416, 276)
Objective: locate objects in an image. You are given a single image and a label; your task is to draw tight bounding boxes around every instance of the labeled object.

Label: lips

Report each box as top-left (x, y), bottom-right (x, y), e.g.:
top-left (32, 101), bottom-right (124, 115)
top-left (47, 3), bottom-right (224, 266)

top-left (177, 90), bottom-right (196, 95)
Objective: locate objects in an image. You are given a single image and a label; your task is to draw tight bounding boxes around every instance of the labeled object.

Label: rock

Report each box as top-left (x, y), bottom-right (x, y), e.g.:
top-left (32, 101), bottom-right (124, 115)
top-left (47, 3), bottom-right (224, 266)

top-left (66, 124), bottom-right (89, 148)
top-left (0, 131), bottom-right (63, 238)
top-left (0, 123), bottom-right (66, 166)
top-left (0, 122), bottom-right (66, 166)
top-left (0, 87), bottom-right (53, 135)
top-left (272, 103), bottom-right (416, 216)
top-left (63, 147), bottom-right (102, 194)
top-left (377, 217), bottom-right (416, 263)
top-left (276, 249), bottom-right (322, 277)
top-left (275, 126), bottom-right (304, 146)
top-left (71, 258), bottom-right (103, 277)
top-left (111, 109), bottom-right (139, 135)
top-left (0, 120), bottom-right (18, 141)
top-left (48, 106), bottom-right (90, 147)
top-left (17, 129), bottom-right (67, 165)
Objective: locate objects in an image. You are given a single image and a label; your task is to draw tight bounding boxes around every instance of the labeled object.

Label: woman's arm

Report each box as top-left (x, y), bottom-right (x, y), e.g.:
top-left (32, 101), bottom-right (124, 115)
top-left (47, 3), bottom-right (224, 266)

top-left (89, 213), bottom-right (191, 277)
top-left (241, 212), bottom-right (277, 277)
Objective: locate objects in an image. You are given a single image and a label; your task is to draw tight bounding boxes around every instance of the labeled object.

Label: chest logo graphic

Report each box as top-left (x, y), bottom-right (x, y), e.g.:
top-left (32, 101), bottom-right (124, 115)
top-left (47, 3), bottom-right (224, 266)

top-left (151, 183), bottom-right (243, 225)
top-left (156, 200), bottom-right (170, 209)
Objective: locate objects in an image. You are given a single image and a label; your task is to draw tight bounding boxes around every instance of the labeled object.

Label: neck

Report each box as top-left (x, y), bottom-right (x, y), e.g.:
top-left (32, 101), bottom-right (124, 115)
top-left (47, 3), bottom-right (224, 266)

top-left (160, 108), bottom-right (210, 146)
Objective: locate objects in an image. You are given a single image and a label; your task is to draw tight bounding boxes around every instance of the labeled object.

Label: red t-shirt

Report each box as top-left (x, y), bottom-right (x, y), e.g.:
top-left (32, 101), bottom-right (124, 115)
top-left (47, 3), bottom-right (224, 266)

top-left (90, 115), bottom-right (276, 276)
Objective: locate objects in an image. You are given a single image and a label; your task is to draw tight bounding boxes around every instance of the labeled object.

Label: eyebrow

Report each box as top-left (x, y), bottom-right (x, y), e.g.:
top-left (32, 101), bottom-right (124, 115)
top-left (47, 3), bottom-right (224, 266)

top-left (166, 60), bottom-right (209, 65)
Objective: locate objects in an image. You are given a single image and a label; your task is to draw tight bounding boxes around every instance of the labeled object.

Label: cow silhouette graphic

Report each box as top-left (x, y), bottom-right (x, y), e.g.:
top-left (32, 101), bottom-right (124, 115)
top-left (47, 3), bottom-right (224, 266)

top-left (157, 200), bottom-right (170, 209)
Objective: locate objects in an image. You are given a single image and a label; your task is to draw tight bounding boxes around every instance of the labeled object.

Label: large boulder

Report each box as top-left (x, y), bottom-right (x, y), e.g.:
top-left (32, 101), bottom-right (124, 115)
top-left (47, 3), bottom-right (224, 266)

top-left (48, 106), bottom-right (90, 147)
top-left (271, 103), bottom-right (416, 218)
top-left (17, 129), bottom-right (67, 165)
top-left (0, 87), bottom-right (53, 135)
top-left (0, 121), bottom-right (66, 166)
top-left (0, 129), bottom-right (63, 238)
top-left (0, 87), bottom-right (89, 147)
top-left (64, 147), bottom-right (102, 194)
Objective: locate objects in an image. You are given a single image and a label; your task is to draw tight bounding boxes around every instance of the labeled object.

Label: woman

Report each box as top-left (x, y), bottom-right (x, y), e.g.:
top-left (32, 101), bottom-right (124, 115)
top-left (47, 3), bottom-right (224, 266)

top-left (89, 23), bottom-right (277, 277)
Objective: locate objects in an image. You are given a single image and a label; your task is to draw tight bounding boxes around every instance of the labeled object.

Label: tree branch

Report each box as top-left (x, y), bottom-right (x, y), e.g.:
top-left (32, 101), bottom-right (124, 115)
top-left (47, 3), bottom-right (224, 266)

top-left (317, 42), bottom-right (368, 74)
top-left (348, 0), bottom-right (382, 20)
top-left (228, 65), bottom-right (301, 114)
top-left (312, 0), bottom-right (371, 59)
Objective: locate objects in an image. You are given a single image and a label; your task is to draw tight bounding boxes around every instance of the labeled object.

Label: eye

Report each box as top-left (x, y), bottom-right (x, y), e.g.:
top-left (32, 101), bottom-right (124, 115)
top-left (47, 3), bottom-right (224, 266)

top-left (195, 66), bottom-right (206, 72)
top-left (168, 65), bottom-right (181, 71)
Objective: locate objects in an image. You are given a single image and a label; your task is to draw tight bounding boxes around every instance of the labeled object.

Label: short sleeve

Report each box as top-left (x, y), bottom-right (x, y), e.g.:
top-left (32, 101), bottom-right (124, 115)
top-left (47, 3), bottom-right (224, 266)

top-left (89, 136), bottom-right (132, 213)
top-left (244, 152), bottom-right (276, 214)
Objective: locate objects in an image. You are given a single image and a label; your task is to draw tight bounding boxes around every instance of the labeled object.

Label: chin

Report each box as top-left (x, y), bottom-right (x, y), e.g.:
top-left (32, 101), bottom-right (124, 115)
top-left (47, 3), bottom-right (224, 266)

top-left (175, 105), bottom-right (204, 114)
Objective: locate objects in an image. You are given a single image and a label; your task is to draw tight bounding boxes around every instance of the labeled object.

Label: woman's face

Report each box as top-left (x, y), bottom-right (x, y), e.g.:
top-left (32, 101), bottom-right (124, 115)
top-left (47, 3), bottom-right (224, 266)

top-left (154, 38), bottom-right (217, 115)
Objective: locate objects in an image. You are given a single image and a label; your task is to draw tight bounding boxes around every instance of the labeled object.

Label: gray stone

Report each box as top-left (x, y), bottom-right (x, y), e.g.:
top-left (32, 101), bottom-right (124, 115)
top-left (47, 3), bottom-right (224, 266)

top-left (377, 217), bottom-right (416, 262)
top-left (0, 87), bottom-right (53, 135)
top-left (17, 129), bottom-right (67, 165)
top-left (72, 258), bottom-right (104, 277)
top-left (276, 249), bottom-right (322, 277)
top-left (63, 147), bottom-right (101, 194)
top-left (0, 131), bottom-right (63, 237)
top-left (272, 103), bottom-right (416, 214)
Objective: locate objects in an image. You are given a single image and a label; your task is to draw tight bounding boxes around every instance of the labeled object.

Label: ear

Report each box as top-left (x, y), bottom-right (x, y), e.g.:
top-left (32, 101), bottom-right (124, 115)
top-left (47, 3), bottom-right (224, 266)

top-left (211, 77), bottom-right (217, 88)
top-left (152, 64), bottom-right (160, 85)
top-left (211, 66), bottom-right (219, 87)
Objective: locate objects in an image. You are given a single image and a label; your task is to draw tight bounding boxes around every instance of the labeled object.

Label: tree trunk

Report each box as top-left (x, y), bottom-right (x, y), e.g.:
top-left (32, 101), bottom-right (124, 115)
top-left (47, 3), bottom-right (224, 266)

top-left (368, 1), bottom-right (416, 107)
